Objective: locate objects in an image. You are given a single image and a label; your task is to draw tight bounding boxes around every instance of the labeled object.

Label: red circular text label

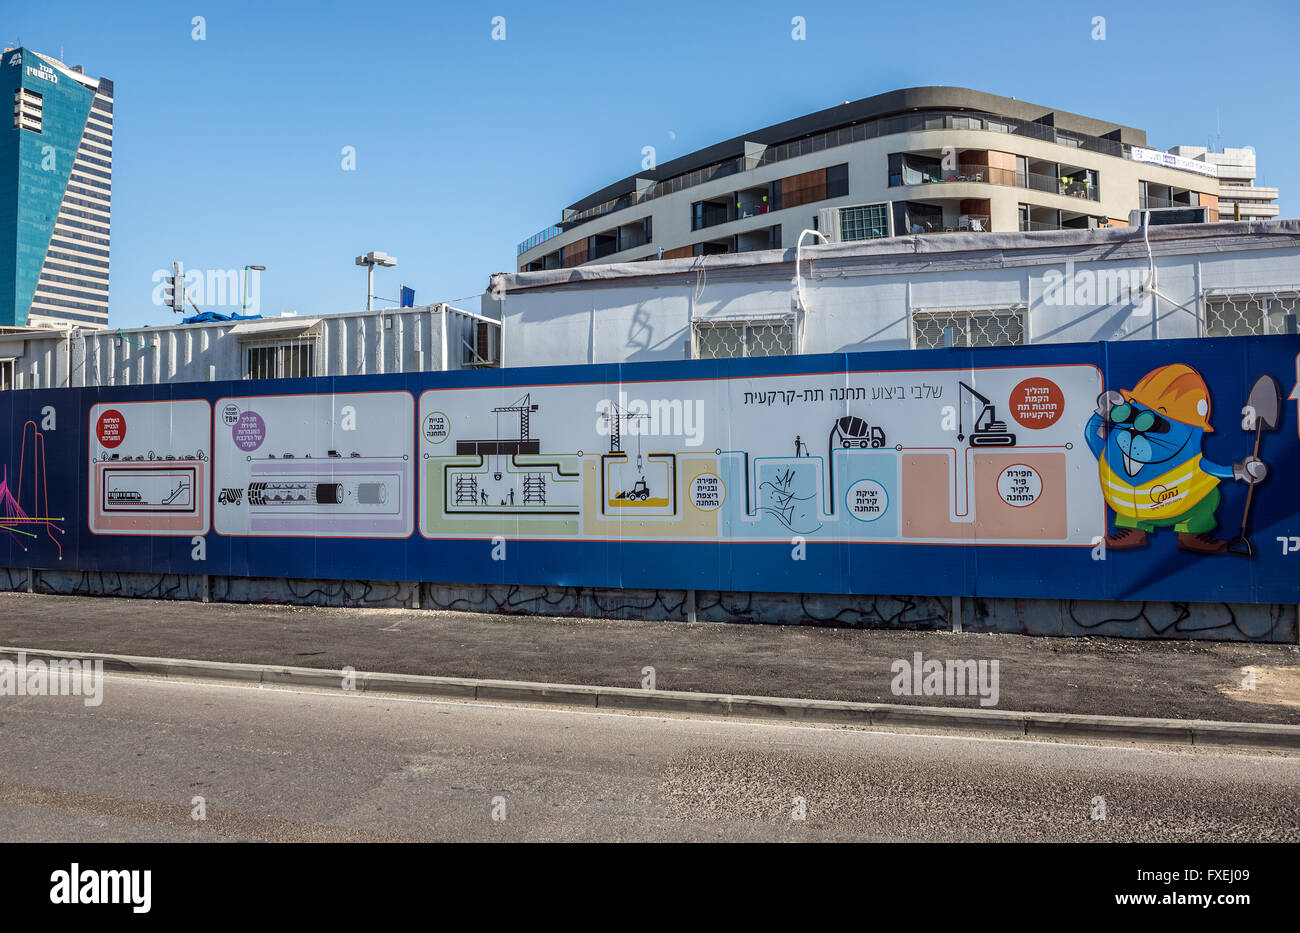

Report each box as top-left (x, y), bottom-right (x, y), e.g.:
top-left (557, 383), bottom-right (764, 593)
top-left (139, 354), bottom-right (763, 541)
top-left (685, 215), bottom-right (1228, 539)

top-left (96, 409), bottom-right (126, 448)
top-left (1009, 378), bottom-right (1064, 430)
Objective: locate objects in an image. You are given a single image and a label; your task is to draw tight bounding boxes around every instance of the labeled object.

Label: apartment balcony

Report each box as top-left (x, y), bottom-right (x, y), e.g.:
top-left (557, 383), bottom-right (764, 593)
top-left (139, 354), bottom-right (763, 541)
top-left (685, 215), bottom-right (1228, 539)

top-left (1219, 184), bottom-right (1279, 201)
top-left (894, 198), bottom-right (993, 235)
top-left (1219, 199), bottom-right (1280, 219)
top-left (892, 162), bottom-right (1018, 186)
top-left (892, 151), bottom-right (1100, 202)
top-left (588, 233), bottom-right (619, 262)
top-left (906, 214), bottom-right (992, 234)
top-left (1019, 204), bottom-right (1104, 233)
top-left (692, 185), bottom-right (775, 231)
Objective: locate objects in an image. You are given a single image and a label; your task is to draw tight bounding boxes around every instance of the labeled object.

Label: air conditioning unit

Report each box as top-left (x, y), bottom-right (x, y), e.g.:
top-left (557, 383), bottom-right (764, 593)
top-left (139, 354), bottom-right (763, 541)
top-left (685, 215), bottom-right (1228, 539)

top-left (817, 207), bottom-right (842, 243)
top-left (461, 320), bottom-right (500, 368)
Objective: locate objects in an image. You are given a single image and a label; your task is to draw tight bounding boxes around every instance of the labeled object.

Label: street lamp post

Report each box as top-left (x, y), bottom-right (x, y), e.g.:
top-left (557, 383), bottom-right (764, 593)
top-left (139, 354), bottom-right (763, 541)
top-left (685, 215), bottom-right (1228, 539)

top-left (355, 251), bottom-right (397, 312)
top-left (242, 264), bottom-right (266, 316)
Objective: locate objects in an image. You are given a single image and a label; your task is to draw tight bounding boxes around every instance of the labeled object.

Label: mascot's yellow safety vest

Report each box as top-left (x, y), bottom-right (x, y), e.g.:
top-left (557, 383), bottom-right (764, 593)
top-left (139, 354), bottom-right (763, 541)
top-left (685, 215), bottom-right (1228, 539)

top-left (1099, 454), bottom-right (1219, 521)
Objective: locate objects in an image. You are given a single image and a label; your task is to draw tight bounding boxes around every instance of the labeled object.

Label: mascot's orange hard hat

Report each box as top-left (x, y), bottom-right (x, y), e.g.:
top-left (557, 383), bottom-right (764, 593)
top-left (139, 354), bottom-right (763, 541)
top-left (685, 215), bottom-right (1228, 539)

top-left (1123, 363), bottom-right (1214, 433)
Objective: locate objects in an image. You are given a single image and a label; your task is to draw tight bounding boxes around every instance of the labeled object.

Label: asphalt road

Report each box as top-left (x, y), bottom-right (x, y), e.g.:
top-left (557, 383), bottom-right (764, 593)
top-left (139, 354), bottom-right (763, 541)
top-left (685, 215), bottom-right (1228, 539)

top-left (1, 674), bottom-right (1297, 842)
top-left (0, 593), bottom-right (1297, 723)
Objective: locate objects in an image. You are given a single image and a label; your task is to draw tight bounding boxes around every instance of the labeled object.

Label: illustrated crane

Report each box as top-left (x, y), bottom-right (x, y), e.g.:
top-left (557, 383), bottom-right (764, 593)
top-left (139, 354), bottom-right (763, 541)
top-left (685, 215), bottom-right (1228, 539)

top-left (492, 393), bottom-right (539, 442)
top-left (601, 402), bottom-right (648, 456)
top-left (488, 393), bottom-right (539, 480)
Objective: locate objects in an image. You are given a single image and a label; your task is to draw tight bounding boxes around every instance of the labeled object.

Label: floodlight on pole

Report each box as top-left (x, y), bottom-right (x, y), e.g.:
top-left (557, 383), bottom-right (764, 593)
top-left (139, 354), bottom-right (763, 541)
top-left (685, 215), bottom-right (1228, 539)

top-left (355, 250), bottom-right (397, 312)
top-left (242, 264), bottom-right (266, 315)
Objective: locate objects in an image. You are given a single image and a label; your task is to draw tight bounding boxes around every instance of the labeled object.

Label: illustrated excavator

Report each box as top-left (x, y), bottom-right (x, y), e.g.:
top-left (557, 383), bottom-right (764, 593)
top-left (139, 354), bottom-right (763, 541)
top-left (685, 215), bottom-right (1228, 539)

top-left (956, 381), bottom-right (1017, 447)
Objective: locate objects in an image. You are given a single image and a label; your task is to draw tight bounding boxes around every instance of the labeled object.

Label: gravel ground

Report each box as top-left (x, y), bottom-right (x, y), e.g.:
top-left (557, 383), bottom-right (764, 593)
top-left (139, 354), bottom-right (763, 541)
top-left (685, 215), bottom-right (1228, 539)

top-left (0, 591), bottom-right (1296, 723)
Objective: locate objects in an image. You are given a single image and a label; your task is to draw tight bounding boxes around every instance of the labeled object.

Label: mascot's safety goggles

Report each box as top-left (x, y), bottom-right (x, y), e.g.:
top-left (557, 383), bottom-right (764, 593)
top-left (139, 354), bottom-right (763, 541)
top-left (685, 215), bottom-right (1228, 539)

top-left (1109, 402), bottom-right (1170, 434)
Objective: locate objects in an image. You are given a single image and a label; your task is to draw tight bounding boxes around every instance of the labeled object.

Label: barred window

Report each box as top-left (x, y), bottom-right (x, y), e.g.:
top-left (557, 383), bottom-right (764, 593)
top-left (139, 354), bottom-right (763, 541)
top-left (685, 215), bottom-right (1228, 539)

top-left (1203, 289), bottom-right (1299, 337)
top-left (911, 307), bottom-right (1026, 349)
top-left (694, 317), bottom-right (795, 358)
top-left (840, 203), bottom-right (890, 241)
top-left (245, 339), bottom-right (317, 379)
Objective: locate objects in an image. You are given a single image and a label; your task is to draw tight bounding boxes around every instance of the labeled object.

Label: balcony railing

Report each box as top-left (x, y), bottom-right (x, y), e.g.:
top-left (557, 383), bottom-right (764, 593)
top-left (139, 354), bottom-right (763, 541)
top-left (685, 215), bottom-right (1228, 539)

top-left (693, 200), bottom-right (774, 230)
top-left (904, 215), bottom-right (992, 234)
top-left (589, 239), bottom-right (619, 261)
top-left (1057, 176), bottom-right (1099, 201)
top-left (1140, 195), bottom-right (1176, 209)
top-left (892, 162), bottom-right (1098, 202)
top-left (517, 225), bottom-right (564, 256)
top-left (616, 231), bottom-right (650, 253)
top-left (892, 163), bottom-right (1018, 187)
top-left (1024, 171), bottom-right (1099, 201)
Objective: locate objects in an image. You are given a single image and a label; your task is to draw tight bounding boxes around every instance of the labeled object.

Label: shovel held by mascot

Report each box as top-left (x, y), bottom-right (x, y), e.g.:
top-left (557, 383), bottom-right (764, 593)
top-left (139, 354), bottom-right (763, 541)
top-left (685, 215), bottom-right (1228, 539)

top-left (1083, 363), bottom-right (1275, 555)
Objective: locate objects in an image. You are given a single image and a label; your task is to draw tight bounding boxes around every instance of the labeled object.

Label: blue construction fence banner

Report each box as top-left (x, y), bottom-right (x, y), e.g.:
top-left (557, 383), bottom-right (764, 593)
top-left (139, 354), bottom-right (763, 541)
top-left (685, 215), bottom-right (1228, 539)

top-left (2, 335), bottom-right (1299, 605)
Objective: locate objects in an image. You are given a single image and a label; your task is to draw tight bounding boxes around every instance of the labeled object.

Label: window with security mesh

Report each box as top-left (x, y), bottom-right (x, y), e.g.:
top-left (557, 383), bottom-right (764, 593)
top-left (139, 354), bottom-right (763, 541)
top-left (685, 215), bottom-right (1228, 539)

top-left (245, 340), bottom-right (317, 379)
top-left (694, 318), bottom-right (795, 358)
top-left (839, 203), bottom-right (889, 241)
top-left (911, 308), bottom-right (1026, 349)
top-left (1203, 290), bottom-right (1299, 337)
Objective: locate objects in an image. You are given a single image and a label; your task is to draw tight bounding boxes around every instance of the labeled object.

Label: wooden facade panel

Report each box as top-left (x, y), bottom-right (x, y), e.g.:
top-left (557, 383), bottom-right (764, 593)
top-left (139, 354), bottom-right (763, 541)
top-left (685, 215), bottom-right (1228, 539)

top-left (781, 167), bottom-right (827, 209)
top-left (563, 240), bottom-right (589, 268)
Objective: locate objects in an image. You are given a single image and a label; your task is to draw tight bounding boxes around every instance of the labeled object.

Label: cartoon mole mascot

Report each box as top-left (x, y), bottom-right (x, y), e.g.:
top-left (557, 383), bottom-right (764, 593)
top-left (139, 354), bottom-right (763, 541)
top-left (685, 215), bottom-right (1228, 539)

top-left (1084, 364), bottom-right (1267, 554)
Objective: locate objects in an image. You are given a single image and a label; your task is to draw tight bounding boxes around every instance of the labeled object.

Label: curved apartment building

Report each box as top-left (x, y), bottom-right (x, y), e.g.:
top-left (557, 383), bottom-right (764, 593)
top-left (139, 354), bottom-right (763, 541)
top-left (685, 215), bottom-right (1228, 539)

top-left (517, 87), bottom-right (1221, 271)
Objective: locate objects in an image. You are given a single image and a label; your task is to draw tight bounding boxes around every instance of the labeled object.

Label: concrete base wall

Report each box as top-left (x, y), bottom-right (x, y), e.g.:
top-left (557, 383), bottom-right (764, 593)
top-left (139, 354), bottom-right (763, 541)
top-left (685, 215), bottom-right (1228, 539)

top-left (1, 568), bottom-right (1294, 643)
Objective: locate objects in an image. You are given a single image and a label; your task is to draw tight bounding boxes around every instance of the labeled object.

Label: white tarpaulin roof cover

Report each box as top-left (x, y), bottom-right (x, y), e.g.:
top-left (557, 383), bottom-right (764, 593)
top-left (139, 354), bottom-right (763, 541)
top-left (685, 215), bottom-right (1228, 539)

top-left (492, 220), bottom-right (1300, 295)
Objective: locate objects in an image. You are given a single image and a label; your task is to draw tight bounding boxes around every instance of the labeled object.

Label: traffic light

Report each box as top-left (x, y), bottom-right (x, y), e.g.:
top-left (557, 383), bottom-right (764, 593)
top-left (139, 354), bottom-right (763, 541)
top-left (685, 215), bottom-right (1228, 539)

top-left (162, 261), bottom-right (183, 313)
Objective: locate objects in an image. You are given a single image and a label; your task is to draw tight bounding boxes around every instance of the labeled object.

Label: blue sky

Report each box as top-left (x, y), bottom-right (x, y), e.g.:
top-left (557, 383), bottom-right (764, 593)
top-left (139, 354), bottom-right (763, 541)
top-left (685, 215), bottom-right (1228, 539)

top-left (12, 0), bottom-right (1300, 328)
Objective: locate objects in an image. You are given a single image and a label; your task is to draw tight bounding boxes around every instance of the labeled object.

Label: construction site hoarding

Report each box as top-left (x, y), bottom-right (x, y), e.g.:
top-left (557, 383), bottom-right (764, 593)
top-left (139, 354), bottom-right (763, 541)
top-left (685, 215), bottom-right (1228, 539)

top-left (2, 335), bottom-right (1298, 606)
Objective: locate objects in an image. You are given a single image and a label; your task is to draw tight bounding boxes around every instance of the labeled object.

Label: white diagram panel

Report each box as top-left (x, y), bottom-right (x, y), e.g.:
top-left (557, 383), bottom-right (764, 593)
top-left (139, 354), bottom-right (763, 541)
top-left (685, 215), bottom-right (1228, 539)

top-left (88, 399), bottom-right (212, 536)
top-left (213, 391), bottom-right (414, 538)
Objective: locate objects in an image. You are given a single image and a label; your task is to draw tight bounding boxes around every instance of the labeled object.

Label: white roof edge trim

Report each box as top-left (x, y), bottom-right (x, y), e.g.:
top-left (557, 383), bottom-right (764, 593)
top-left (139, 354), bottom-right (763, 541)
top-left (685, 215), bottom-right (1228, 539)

top-left (226, 318), bottom-right (322, 337)
top-left (493, 220), bottom-right (1300, 295)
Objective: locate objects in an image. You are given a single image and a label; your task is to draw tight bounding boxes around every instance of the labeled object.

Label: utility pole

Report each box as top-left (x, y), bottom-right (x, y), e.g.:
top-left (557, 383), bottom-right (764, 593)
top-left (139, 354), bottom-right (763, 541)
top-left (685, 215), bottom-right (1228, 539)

top-left (355, 251), bottom-right (397, 312)
top-left (242, 264), bottom-right (266, 315)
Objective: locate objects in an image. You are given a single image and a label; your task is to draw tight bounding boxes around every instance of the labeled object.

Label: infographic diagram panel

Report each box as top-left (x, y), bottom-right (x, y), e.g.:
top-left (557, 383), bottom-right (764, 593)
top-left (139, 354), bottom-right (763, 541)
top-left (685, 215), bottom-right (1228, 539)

top-left (213, 391), bottom-right (414, 538)
top-left (6, 334), bottom-right (1293, 612)
top-left (418, 364), bottom-right (1105, 546)
top-left (88, 399), bottom-right (211, 536)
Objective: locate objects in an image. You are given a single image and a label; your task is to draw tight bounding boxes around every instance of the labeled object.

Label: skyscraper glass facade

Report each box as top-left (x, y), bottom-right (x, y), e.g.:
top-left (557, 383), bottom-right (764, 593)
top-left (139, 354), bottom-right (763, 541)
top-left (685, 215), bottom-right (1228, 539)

top-left (0, 47), bottom-right (112, 328)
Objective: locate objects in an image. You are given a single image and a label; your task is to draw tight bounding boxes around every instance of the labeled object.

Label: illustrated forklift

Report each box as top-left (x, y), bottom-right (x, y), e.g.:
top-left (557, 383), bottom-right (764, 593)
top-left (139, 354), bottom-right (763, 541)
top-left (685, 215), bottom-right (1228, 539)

top-left (956, 381), bottom-right (1017, 447)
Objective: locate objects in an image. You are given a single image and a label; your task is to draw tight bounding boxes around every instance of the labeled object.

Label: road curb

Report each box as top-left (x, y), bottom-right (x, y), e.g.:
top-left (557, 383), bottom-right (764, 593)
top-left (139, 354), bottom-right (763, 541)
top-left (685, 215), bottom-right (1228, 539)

top-left (3, 645), bottom-right (1298, 751)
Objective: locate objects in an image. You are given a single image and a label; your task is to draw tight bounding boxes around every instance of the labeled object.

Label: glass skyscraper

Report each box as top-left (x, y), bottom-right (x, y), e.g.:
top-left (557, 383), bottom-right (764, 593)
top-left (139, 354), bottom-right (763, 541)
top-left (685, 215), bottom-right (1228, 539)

top-left (0, 47), bottom-right (112, 328)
